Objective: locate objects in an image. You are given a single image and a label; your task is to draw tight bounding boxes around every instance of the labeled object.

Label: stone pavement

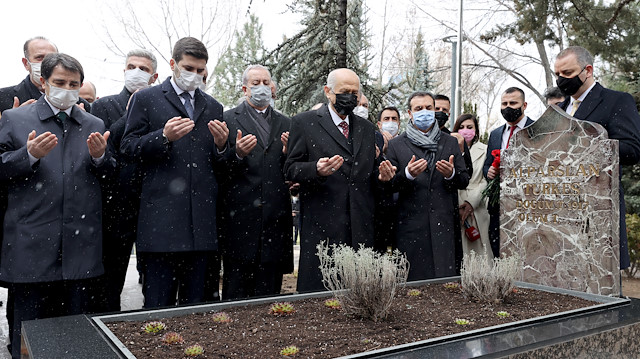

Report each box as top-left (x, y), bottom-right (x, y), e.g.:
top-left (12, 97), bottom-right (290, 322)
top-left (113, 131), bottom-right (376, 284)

top-left (0, 245), bottom-right (300, 358)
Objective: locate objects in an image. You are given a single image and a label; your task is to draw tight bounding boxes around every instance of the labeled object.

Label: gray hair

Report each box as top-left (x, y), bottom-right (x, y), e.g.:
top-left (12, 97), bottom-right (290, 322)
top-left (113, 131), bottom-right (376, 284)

top-left (557, 46), bottom-right (594, 67)
top-left (326, 68), bottom-right (361, 91)
top-left (242, 64), bottom-right (271, 85)
top-left (126, 49), bottom-right (158, 72)
top-left (23, 36), bottom-right (57, 59)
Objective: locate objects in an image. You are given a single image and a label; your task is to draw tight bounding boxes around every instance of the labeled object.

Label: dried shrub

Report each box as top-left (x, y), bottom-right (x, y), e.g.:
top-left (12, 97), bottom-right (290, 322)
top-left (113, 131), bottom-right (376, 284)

top-left (317, 242), bottom-right (409, 322)
top-left (461, 251), bottom-right (520, 303)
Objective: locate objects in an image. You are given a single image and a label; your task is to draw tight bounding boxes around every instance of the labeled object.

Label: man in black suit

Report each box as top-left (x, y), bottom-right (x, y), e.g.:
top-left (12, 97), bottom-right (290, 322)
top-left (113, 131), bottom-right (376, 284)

top-left (218, 64), bottom-right (293, 300)
top-left (0, 53), bottom-right (114, 359)
top-left (554, 46), bottom-right (640, 270)
top-left (384, 92), bottom-right (469, 280)
top-left (284, 68), bottom-right (393, 292)
top-left (90, 49), bottom-right (158, 312)
top-left (91, 49), bottom-right (158, 129)
top-left (483, 87), bottom-right (534, 258)
top-left (121, 37), bottom-right (229, 308)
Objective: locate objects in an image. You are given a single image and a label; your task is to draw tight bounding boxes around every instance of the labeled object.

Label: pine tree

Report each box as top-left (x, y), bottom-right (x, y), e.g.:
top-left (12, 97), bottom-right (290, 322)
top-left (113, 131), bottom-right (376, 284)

top-left (383, 28), bottom-right (434, 110)
top-left (264, 0), bottom-right (374, 116)
top-left (211, 14), bottom-right (266, 108)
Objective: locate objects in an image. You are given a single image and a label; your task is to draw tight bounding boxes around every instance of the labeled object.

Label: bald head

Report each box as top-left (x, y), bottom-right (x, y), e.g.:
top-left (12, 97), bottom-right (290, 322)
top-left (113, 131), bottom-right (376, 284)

top-left (79, 81), bottom-right (97, 103)
top-left (323, 68), bottom-right (361, 118)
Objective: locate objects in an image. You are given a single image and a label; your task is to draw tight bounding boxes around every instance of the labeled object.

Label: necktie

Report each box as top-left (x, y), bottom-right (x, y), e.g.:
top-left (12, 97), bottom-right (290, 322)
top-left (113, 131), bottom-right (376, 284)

top-left (570, 100), bottom-right (581, 116)
top-left (180, 92), bottom-right (194, 119)
top-left (338, 121), bottom-right (349, 139)
top-left (506, 125), bottom-right (516, 148)
top-left (56, 111), bottom-right (68, 122)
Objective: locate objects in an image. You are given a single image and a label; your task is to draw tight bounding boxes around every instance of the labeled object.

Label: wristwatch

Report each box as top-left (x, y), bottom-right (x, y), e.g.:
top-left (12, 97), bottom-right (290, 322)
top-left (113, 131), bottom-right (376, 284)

top-left (162, 133), bottom-right (170, 146)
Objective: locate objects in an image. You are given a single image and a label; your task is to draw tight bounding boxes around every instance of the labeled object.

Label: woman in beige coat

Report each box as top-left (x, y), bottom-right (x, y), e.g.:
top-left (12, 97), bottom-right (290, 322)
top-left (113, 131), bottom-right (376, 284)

top-left (453, 114), bottom-right (493, 261)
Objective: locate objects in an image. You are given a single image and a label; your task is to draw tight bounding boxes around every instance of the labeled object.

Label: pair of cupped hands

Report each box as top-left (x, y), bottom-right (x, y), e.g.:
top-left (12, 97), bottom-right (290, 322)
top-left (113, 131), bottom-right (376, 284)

top-left (316, 154), bottom-right (456, 180)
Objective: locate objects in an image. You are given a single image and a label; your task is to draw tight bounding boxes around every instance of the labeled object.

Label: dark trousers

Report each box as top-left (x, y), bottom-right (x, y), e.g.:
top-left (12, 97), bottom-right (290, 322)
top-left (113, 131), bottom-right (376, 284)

top-left (222, 258), bottom-right (283, 300)
top-left (9, 279), bottom-right (94, 359)
top-left (203, 251), bottom-right (221, 302)
top-left (92, 232), bottom-right (136, 313)
top-left (488, 204), bottom-right (501, 258)
top-left (140, 251), bottom-right (217, 308)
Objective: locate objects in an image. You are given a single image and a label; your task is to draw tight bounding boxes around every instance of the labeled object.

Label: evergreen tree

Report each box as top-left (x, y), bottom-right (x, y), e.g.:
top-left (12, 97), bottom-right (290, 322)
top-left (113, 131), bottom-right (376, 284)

top-left (265, 0), bottom-right (374, 116)
top-left (211, 14), bottom-right (266, 108)
top-left (383, 28), bottom-right (434, 111)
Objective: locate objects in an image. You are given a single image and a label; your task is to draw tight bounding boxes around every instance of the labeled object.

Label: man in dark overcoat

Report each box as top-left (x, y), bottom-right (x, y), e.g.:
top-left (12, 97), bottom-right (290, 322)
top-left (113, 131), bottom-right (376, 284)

top-left (385, 91), bottom-right (469, 281)
top-left (284, 68), bottom-right (392, 292)
top-left (121, 37), bottom-right (229, 308)
top-left (0, 53), bottom-right (114, 359)
top-left (218, 64), bottom-right (293, 300)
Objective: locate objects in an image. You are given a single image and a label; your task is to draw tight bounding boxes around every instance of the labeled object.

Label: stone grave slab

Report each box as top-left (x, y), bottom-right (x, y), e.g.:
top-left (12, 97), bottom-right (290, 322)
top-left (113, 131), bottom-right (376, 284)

top-left (500, 105), bottom-right (620, 296)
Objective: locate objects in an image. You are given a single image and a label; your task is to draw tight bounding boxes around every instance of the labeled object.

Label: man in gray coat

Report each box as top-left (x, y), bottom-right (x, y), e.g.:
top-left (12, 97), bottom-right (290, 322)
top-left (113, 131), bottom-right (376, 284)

top-left (0, 53), bottom-right (113, 359)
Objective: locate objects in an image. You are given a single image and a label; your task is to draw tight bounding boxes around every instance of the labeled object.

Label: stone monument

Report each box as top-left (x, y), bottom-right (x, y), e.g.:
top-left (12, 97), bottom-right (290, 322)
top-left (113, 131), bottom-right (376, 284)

top-left (500, 105), bottom-right (620, 296)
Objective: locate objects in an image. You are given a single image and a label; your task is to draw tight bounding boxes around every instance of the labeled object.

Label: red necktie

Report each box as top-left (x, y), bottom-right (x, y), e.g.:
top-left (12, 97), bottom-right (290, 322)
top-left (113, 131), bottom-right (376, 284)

top-left (506, 125), bottom-right (516, 148)
top-left (338, 121), bottom-right (349, 139)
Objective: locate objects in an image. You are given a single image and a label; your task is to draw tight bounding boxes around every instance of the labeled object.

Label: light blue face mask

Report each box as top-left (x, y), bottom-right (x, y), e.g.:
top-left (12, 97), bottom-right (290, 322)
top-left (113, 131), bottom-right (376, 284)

top-left (412, 109), bottom-right (436, 130)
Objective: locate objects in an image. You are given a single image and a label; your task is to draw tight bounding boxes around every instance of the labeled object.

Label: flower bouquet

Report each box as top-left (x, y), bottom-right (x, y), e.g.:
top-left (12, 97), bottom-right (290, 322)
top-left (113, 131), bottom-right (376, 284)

top-left (481, 149), bottom-right (501, 207)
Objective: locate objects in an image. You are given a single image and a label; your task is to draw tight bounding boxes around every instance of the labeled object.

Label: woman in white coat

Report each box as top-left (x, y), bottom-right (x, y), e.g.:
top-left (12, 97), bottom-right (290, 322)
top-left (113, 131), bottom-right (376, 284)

top-left (453, 114), bottom-right (493, 261)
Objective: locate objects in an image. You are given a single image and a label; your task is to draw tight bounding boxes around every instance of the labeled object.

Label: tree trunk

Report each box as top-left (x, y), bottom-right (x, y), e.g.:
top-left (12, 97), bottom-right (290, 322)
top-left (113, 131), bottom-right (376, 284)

top-left (336, 0), bottom-right (348, 68)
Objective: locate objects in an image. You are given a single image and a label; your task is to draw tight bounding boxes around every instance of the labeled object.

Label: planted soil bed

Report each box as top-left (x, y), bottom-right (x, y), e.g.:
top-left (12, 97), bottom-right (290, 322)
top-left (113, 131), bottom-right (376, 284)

top-left (106, 283), bottom-right (597, 358)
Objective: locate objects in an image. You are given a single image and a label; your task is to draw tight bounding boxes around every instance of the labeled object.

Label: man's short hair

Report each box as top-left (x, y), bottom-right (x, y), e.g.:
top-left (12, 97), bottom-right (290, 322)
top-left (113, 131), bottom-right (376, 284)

top-left (126, 49), bottom-right (158, 72)
top-left (23, 36), bottom-right (57, 59)
top-left (41, 53), bottom-right (84, 83)
top-left (503, 87), bottom-right (525, 101)
top-left (557, 46), bottom-right (594, 67)
top-left (172, 37), bottom-right (208, 63)
top-left (377, 106), bottom-right (400, 122)
top-left (407, 91), bottom-right (435, 110)
top-left (434, 94), bottom-right (450, 103)
top-left (242, 64), bottom-right (271, 86)
top-left (543, 86), bottom-right (565, 101)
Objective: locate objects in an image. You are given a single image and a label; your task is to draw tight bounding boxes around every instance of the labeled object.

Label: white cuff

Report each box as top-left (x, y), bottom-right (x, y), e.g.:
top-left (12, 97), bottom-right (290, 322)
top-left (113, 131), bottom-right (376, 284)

top-left (405, 166), bottom-right (416, 180)
top-left (92, 153), bottom-right (105, 165)
top-left (28, 151), bottom-right (39, 166)
top-left (445, 167), bottom-right (456, 180)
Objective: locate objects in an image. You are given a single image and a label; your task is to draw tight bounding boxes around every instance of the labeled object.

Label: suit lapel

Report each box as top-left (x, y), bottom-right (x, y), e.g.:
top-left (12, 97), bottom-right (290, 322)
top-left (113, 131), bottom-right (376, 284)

top-left (265, 110), bottom-right (283, 151)
top-left (574, 83), bottom-right (603, 120)
top-left (318, 106), bottom-right (351, 153)
top-left (162, 79), bottom-right (188, 119)
top-left (192, 89), bottom-right (207, 123)
top-left (235, 102), bottom-right (264, 149)
top-left (351, 117), bottom-right (364, 157)
top-left (402, 133), bottom-right (428, 160)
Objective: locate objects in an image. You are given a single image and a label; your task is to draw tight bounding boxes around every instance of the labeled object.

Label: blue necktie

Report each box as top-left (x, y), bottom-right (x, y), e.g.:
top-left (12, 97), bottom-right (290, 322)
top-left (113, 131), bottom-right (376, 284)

top-left (180, 92), bottom-right (194, 119)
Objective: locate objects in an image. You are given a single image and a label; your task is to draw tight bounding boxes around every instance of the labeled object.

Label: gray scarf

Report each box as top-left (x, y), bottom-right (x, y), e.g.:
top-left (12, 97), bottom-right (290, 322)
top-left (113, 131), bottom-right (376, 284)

top-left (405, 121), bottom-right (441, 167)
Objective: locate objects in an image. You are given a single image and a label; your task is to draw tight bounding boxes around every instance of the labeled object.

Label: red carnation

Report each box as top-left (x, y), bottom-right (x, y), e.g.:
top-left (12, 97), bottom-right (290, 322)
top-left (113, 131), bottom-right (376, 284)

top-left (491, 149), bottom-right (501, 168)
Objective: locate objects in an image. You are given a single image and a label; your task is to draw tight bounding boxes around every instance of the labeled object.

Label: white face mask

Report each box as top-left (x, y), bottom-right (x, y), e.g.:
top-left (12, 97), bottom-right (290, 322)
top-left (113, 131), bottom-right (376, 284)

top-left (28, 61), bottom-right (41, 84)
top-left (124, 68), bottom-right (153, 93)
top-left (198, 80), bottom-right (207, 91)
top-left (352, 105), bottom-right (368, 119)
top-left (46, 82), bottom-right (79, 110)
top-left (173, 66), bottom-right (203, 92)
top-left (381, 121), bottom-right (399, 136)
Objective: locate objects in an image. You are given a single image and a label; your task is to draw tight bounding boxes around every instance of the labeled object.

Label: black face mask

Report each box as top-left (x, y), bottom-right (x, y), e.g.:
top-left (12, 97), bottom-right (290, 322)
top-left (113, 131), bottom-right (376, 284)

top-left (556, 67), bottom-right (585, 96)
top-left (332, 93), bottom-right (358, 116)
top-left (501, 106), bottom-right (523, 123)
top-left (435, 111), bottom-right (449, 128)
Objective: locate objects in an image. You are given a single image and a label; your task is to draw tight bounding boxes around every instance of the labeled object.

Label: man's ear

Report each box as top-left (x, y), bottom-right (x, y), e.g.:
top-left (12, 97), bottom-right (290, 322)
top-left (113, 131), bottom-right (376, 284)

top-left (22, 58), bottom-right (30, 72)
top-left (522, 101), bottom-right (528, 111)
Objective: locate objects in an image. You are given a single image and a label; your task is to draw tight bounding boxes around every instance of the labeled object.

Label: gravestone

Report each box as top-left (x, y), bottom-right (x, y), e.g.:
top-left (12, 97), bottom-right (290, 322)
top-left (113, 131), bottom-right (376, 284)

top-left (500, 105), bottom-right (620, 296)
